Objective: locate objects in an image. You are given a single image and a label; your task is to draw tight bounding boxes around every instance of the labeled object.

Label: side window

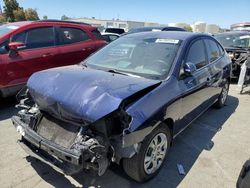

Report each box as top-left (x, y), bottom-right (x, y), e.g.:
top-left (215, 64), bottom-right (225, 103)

top-left (102, 35), bottom-right (111, 42)
top-left (0, 40), bottom-right (9, 54)
top-left (12, 32), bottom-right (26, 43)
top-left (12, 27), bottom-right (54, 49)
top-left (25, 27), bottom-right (55, 49)
top-left (59, 27), bottom-right (90, 45)
top-left (204, 39), bottom-right (221, 62)
top-left (186, 40), bottom-right (207, 69)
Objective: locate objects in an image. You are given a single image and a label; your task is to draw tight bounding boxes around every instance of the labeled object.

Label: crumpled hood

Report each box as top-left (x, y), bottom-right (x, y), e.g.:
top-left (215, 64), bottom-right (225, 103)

top-left (27, 65), bottom-right (160, 123)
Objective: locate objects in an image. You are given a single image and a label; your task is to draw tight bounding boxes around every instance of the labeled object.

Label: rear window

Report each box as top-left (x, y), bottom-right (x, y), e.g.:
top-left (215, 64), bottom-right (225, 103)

top-left (204, 39), bottom-right (221, 62)
top-left (105, 28), bottom-right (125, 34)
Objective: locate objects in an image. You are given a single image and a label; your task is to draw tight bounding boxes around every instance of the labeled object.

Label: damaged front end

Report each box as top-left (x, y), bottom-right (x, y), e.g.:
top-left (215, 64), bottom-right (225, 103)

top-left (12, 88), bottom-right (113, 176)
top-left (12, 66), bottom-right (162, 177)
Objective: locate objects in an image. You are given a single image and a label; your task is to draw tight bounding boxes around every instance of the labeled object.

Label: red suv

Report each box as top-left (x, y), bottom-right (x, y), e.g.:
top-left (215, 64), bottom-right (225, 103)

top-left (0, 20), bottom-right (106, 98)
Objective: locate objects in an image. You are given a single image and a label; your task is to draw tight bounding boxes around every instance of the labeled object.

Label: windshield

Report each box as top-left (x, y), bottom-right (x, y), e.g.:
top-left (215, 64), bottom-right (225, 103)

top-left (215, 33), bottom-right (250, 48)
top-left (84, 36), bottom-right (181, 80)
top-left (0, 24), bottom-right (19, 37)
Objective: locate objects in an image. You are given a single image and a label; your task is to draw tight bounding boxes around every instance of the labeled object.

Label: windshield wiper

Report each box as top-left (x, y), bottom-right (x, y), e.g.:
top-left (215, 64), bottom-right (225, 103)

top-left (107, 69), bottom-right (142, 78)
top-left (107, 69), bottom-right (129, 76)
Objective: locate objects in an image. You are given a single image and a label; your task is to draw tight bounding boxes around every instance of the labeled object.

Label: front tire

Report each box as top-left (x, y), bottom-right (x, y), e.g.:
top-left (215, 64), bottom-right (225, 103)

top-left (123, 125), bottom-right (171, 182)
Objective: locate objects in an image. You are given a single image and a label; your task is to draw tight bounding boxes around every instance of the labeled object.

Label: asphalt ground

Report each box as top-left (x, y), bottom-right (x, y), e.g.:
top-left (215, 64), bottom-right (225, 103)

top-left (0, 84), bottom-right (249, 188)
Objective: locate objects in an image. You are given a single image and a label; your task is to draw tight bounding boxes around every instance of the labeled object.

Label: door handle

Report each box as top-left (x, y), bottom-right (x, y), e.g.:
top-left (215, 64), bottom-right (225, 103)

top-left (42, 53), bottom-right (53, 58)
top-left (207, 76), bottom-right (212, 81)
top-left (206, 76), bottom-right (214, 85)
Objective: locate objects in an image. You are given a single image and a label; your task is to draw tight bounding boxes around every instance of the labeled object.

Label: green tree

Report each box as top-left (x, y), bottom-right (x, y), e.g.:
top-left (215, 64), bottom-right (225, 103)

top-left (13, 8), bottom-right (25, 21)
top-left (184, 25), bottom-right (193, 32)
top-left (43, 15), bottom-right (48, 20)
top-left (25, 8), bottom-right (39, 20)
top-left (61, 15), bottom-right (69, 20)
top-left (3, 0), bottom-right (21, 22)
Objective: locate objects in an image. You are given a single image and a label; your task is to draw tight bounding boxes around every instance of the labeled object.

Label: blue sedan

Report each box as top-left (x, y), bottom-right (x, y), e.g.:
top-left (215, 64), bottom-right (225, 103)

top-left (12, 31), bottom-right (231, 182)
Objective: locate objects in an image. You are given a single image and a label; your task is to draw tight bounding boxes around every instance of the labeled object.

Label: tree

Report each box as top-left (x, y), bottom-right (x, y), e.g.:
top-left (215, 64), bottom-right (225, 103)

top-left (0, 15), bottom-right (6, 23)
top-left (13, 8), bottom-right (25, 21)
top-left (61, 15), bottom-right (69, 20)
top-left (184, 25), bottom-right (193, 32)
top-left (3, 0), bottom-right (20, 22)
top-left (43, 15), bottom-right (48, 20)
top-left (25, 8), bottom-right (39, 20)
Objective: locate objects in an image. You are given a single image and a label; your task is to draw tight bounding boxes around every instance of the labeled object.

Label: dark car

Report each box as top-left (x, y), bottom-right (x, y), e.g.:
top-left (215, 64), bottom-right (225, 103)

top-left (103, 28), bottom-right (125, 34)
top-left (0, 20), bottom-right (106, 98)
top-left (214, 31), bottom-right (250, 78)
top-left (127, 26), bottom-right (186, 34)
top-left (12, 31), bottom-right (231, 182)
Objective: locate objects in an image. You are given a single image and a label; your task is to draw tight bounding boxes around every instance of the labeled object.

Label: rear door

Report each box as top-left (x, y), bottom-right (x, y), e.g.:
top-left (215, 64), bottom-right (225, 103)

top-left (204, 38), bottom-right (224, 101)
top-left (1, 26), bottom-right (60, 87)
top-left (177, 38), bottom-right (211, 131)
top-left (57, 26), bottom-right (96, 65)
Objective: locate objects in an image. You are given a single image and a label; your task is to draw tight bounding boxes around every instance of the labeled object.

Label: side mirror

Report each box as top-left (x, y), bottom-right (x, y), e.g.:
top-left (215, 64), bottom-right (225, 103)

top-left (8, 42), bottom-right (25, 57)
top-left (8, 42), bottom-right (25, 51)
top-left (184, 62), bottom-right (197, 76)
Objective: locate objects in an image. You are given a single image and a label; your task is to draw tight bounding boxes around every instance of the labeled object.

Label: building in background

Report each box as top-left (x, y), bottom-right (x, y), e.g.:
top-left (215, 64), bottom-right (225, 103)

top-left (70, 17), bottom-right (162, 32)
top-left (168, 22), bottom-right (190, 28)
top-left (231, 22), bottom-right (250, 31)
top-left (70, 17), bottom-right (224, 34)
top-left (206, 24), bottom-right (220, 33)
top-left (191, 21), bottom-right (206, 32)
top-left (190, 21), bottom-right (220, 33)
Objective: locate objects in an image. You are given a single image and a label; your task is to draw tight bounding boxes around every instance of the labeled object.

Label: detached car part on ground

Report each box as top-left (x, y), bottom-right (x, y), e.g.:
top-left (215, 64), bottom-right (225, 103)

top-left (12, 31), bottom-right (231, 182)
top-left (214, 31), bottom-right (250, 79)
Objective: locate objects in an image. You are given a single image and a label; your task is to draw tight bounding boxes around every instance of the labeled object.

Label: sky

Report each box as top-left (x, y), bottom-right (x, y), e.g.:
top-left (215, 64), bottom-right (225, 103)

top-left (0, 0), bottom-right (249, 28)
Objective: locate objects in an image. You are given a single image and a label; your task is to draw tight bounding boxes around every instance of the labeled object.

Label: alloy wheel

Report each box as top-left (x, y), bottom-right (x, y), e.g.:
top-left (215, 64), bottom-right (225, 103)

top-left (144, 133), bottom-right (168, 174)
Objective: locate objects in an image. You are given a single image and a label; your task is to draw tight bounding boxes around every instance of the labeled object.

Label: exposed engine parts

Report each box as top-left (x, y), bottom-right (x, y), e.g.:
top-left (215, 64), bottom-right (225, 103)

top-left (71, 129), bottom-right (110, 176)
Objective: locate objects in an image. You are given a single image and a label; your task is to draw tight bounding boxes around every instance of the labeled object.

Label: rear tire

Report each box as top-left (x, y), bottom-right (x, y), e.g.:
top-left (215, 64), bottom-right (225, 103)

top-left (123, 124), bottom-right (171, 182)
top-left (214, 80), bottom-right (229, 108)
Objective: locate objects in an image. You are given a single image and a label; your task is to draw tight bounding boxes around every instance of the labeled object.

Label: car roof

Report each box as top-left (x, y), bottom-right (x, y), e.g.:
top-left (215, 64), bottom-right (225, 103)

top-left (4, 20), bottom-right (94, 29)
top-left (6, 21), bottom-right (34, 27)
top-left (123, 31), bottom-right (209, 41)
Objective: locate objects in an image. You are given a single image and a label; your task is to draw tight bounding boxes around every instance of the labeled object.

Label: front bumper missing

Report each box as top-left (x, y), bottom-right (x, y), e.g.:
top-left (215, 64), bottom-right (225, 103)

top-left (12, 116), bottom-right (83, 175)
top-left (18, 138), bottom-right (82, 175)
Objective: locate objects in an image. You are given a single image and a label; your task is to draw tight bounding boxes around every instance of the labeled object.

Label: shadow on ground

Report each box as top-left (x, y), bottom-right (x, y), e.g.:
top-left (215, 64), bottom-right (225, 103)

top-left (0, 96), bottom-right (18, 121)
top-left (26, 95), bottom-right (239, 188)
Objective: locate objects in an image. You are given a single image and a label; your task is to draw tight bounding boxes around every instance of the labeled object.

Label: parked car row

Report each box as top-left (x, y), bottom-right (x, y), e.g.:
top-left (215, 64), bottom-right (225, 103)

top-left (12, 30), bottom-right (231, 182)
